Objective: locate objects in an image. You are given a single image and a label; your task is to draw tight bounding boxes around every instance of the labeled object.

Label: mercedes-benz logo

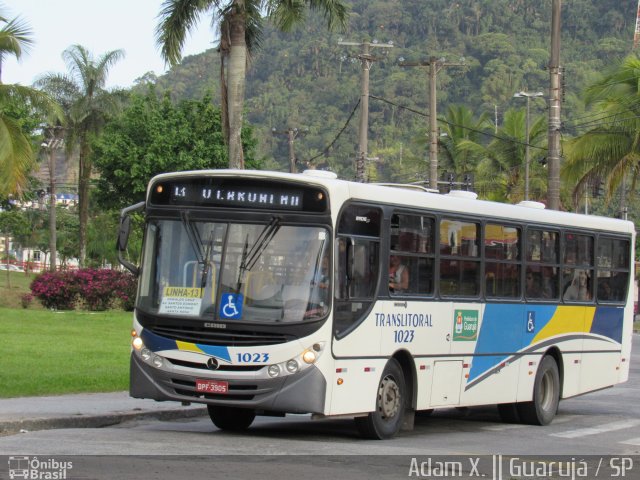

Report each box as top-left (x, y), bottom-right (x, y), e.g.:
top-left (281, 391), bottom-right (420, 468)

top-left (206, 357), bottom-right (219, 370)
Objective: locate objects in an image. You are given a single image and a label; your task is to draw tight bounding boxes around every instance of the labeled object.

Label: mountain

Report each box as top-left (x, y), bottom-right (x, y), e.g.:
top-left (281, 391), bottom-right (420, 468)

top-left (146, 0), bottom-right (637, 182)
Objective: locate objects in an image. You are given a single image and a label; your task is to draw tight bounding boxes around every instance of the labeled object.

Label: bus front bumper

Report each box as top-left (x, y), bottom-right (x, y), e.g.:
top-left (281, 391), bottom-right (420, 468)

top-left (130, 353), bottom-right (327, 415)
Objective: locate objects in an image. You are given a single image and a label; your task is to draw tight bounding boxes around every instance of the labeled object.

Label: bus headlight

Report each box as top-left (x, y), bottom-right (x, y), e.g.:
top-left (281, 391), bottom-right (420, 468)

top-left (263, 342), bottom-right (325, 379)
top-left (132, 337), bottom-right (144, 351)
top-left (141, 348), bottom-right (152, 361)
top-left (286, 359), bottom-right (299, 373)
top-left (152, 355), bottom-right (164, 368)
top-left (302, 349), bottom-right (317, 364)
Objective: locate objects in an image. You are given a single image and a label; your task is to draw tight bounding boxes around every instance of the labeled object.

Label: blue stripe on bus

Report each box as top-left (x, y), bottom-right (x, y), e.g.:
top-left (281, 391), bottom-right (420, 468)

top-left (140, 328), bottom-right (177, 352)
top-left (590, 306), bottom-right (624, 344)
top-left (468, 304), bottom-right (624, 385)
top-left (139, 328), bottom-right (231, 362)
top-left (469, 304), bottom-right (557, 383)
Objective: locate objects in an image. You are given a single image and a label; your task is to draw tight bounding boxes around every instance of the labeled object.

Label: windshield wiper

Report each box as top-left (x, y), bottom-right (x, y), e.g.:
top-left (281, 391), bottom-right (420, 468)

top-left (235, 216), bottom-right (281, 292)
top-left (200, 230), bottom-right (215, 289)
top-left (180, 211), bottom-right (205, 264)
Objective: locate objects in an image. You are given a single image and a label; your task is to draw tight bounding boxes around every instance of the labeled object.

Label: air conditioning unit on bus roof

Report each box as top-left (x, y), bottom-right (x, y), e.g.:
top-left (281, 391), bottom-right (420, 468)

top-left (517, 200), bottom-right (546, 209)
top-left (302, 169), bottom-right (338, 179)
top-left (447, 190), bottom-right (478, 200)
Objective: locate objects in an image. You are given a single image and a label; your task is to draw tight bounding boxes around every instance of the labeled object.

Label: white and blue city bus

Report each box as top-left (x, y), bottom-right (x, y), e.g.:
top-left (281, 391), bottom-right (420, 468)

top-left (117, 169), bottom-right (635, 439)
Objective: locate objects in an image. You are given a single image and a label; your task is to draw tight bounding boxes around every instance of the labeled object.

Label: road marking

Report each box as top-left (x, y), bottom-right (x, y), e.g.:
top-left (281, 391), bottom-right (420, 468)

top-left (550, 419), bottom-right (640, 439)
top-left (620, 437), bottom-right (640, 446)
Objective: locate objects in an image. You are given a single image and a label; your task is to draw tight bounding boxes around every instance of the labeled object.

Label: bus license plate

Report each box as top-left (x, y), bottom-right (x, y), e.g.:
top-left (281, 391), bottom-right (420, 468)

top-left (196, 379), bottom-right (228, 394)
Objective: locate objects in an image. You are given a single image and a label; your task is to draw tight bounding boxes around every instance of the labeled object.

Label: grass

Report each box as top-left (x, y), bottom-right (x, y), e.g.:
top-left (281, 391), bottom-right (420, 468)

top-left (0, 307), bottom-right (133, 398)
top-left (0, 270), bottom-right (40, 309)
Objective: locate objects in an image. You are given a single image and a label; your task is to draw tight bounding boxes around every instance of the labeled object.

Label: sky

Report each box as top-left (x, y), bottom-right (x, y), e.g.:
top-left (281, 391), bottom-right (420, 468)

top-left (3, 0), bottom-right (216, 88)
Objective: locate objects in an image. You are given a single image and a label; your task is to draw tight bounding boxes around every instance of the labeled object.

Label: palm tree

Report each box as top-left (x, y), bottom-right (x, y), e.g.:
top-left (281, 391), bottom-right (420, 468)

top-left (0, 12), bottom-right (32, 82)
top-left (438, 104), bottom-right (491, 181)
top-left (156, 0), bottom-right (348, 169)
top-left (562, 55), bottom-right (640, 210)
top-left (0, 11), bottom-right (60, 197)
top-left (36, 45), bottom-right (125, 266)
top-left (459, 108), bottom-right (547, 202)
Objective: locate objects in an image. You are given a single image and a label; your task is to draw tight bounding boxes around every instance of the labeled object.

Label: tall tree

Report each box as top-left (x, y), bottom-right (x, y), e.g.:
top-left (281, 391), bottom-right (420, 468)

top-left (562, 55), bottom-right (640, 210)
top-left (459, 108), bottom-right (547, 202)
top-left (93, 89), bottom-right (258, 210)
top-left (156, 0), bottom-right (348, 169)
top-left (36, 45), bottom-right (125, 266)
top-left (0, 11), bottom-right (32, 83)
top-left (0, 11), bottom-right (60, 197)
top-left (438, 104), bottom-right (491, 179)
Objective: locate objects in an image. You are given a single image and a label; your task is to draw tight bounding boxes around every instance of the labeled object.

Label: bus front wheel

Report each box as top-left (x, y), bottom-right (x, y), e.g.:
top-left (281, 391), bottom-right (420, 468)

top-left (207, 405), bottom-right (256, 431)
top-left (517, 355), bottom-right (560, 426)
top-left (355, 358), bottom-right (406, 439)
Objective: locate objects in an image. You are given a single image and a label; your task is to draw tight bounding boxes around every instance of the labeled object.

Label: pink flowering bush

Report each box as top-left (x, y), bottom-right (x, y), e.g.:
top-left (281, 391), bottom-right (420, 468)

top-left (30, 269), bottom-right (138, 311)
top-left (112, 272), bottom-right (137, 311)
top-left (30, 271), bottom-right (79, 310)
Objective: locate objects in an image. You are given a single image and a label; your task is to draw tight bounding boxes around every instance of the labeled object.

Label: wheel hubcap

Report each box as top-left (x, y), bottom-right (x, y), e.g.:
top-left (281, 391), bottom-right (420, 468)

top-left (378, 375), bottom-right (401, 419)
top-left (539, 370), bottom-right (554, 411)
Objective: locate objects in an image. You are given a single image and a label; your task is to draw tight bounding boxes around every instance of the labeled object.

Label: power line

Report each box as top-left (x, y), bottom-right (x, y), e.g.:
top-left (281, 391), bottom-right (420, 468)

top-left (369, 94), bottom-right (548, 151)
top-left (302, 98), bottom-right (361, 166)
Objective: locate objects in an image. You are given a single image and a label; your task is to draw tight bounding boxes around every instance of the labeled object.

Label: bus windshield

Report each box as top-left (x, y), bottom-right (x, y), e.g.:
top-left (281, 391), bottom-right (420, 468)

top-left (136, 218), bottom-right (331, 323)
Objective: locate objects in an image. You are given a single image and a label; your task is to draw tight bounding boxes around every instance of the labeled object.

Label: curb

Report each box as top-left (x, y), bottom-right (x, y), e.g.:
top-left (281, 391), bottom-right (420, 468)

top-left (0, 407), bottom-right (207, 436)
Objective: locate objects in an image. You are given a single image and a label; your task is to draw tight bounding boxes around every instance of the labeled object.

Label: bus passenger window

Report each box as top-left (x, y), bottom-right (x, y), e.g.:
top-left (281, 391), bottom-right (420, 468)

top-left (389, 213), bottom-right (435, 296)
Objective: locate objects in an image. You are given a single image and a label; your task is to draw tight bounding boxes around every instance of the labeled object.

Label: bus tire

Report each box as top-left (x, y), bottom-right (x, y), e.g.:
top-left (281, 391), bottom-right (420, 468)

top-left (207, 405), bottom-right (256, 431)
top-left (517, 355), bottom-right (560, 426)
top-left (355, 358), bottom-right (406, 439)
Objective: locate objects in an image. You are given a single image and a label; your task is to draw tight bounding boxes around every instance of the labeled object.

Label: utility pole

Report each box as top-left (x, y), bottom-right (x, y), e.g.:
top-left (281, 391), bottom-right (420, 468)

top-left (339, 40), bottom-right (393, 182)
top-left (400, 56), bottom-right (465, 190)
top-left (514, 91), bottom-right (544, 201)
top-left (41, 126), bottom-right (64, 272)
top-left (547, 0), bottom-right (562, 210)
top-left (272, 127), bottom-right (304, 173)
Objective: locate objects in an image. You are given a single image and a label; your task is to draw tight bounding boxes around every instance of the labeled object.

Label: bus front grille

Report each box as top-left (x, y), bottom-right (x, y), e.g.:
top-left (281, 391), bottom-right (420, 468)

top-left (147, 325), bottom-right (293, 347)
top-left (167, 358), bottom-right (263, 372)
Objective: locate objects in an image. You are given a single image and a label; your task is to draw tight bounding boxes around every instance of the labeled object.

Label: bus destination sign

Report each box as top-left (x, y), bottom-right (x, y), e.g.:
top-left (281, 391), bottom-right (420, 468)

top-left (149, 178), bottom-right (327, 212)
top-left (173, 185), bottom-right (303, 210)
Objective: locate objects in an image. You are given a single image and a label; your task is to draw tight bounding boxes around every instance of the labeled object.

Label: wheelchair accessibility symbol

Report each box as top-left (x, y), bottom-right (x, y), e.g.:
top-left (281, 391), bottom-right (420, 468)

top-left (526, 311), bottom-right (536, 333)
top-left (220, 293), bottom-right (243, 319)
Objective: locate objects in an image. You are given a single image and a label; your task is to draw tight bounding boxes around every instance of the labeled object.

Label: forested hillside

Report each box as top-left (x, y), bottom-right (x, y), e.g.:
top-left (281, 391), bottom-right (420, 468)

top-left (145, 0), bottom-right (636, 183)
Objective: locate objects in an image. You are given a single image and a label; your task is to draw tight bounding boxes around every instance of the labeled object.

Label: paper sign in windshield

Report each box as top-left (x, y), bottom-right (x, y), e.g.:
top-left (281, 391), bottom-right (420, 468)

top-left (159, 287), bottom-right (203, 315)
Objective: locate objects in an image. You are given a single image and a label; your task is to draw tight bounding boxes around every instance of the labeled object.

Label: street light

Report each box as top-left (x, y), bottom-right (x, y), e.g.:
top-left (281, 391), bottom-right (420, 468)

top-left (513, 91), bottom-right (544, 201)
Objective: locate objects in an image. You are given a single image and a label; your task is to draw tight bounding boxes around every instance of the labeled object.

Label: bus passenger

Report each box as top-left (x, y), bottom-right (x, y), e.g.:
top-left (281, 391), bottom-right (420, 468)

top-left (563, 269), bottom-right (591, 301)
top-left (525, 271), bottom-right (542, 298)
top-left (389, 254), bottom-right (409, 293)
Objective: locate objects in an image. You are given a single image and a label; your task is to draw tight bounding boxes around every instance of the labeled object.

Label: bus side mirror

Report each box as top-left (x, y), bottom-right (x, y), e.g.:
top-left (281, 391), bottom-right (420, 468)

top-left (117, 201), bottom-right (145, 276)
top-left (116, 215), bottom-right (131, 252)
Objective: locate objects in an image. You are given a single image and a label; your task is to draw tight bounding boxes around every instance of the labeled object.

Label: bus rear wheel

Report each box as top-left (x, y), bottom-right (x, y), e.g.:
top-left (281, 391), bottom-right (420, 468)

top-left (207, 405), bottom-right (256, 431)
top-left (355, 358), bottom-right (406, 440)
top-left (517, 355), bottom-right (560, 426)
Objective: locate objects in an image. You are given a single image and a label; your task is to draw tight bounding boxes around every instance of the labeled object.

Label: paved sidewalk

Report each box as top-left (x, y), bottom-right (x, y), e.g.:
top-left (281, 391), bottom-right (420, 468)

top-left (0, 392), bottom-right (207, 436)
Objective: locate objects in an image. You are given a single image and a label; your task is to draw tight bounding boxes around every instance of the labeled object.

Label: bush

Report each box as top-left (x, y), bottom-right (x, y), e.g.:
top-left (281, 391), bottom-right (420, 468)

top-left (21, 293), bottom-right (33, 309)
top-left (30, 271), bottom-right (79, 310)
top-left (30, 269), bottom-right (138, 311)
top-left (112, 272), bottom-right (137, 311)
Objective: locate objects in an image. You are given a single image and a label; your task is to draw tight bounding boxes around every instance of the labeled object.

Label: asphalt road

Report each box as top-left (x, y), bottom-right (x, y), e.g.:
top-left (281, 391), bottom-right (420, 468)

top-left (1, 335), bottom-right (639, 479)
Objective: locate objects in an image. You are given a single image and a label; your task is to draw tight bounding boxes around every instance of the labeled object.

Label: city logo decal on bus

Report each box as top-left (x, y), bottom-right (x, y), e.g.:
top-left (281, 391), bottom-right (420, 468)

top-left (219, 293), bottom-right (243, 320)
top-left (453, 309), bottom-right (479, 341)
